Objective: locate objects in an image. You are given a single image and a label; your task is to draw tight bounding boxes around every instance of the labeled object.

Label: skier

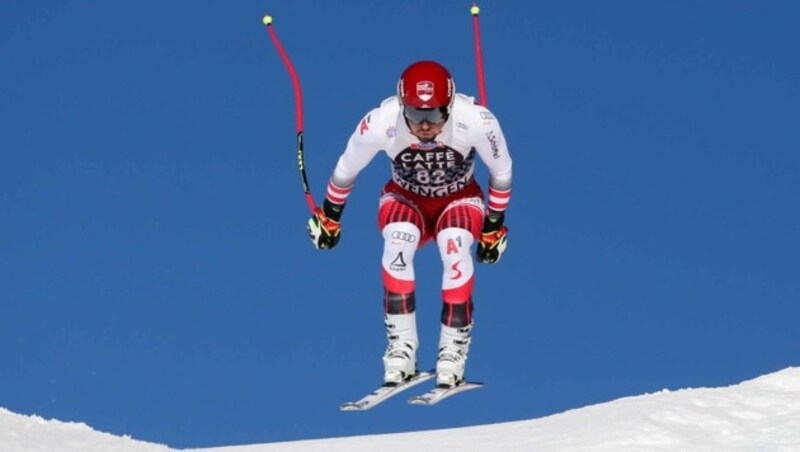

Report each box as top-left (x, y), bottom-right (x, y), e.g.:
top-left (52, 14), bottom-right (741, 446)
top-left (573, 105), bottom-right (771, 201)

top-left (307, 60), bottom-right (513, 387)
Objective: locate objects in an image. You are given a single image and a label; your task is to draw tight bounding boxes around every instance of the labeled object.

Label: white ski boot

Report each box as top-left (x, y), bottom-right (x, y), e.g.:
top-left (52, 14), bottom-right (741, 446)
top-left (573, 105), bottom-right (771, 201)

top-left (382, 313), bottom-right (419, 384)
top-left (436, 323), bottom-right (473, 387)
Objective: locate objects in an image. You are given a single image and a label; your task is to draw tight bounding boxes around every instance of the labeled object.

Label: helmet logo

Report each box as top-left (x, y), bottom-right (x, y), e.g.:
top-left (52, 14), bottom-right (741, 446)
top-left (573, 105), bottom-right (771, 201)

top-left (416, 81), bottom-right (434, 103)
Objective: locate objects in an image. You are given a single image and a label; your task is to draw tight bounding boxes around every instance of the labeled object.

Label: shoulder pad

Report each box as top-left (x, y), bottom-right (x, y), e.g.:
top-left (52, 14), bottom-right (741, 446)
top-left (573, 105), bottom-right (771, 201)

top-left (454, 93), bottom-right (476, 105)
top-left (380, 96), bottom-right (399, 108)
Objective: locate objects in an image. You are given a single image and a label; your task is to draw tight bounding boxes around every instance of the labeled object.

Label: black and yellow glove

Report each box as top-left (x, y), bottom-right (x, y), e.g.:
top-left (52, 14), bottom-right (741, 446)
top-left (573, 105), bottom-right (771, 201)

top-left (307, 200), bottom-right (344, 250)
top-left (476, 210), bottom-right (508, 264)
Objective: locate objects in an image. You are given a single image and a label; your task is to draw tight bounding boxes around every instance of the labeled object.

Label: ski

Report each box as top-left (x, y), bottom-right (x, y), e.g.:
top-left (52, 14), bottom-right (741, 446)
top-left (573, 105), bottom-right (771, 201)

top-left (408, 381), bottom-right (484, 406)
top-left (340, 371), bottom-right (435, 411)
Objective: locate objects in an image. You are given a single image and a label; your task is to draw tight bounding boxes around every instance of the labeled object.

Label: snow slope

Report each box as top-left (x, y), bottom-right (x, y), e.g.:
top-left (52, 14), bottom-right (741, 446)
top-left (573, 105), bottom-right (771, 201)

top-left (0, 407), bottom-right (170, 452)
top-left (3, 367), bottom-right (799, 452)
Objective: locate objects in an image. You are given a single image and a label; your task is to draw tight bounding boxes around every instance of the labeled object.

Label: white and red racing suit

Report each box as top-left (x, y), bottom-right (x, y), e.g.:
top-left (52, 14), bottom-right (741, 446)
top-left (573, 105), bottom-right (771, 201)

top-left (325, 93), bottom-right (513, 327)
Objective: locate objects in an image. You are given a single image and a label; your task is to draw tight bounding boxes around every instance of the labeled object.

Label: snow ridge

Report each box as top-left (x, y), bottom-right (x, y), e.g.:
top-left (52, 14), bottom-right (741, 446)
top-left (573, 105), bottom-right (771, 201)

top-left (3, 368), bottom-right (800, 452)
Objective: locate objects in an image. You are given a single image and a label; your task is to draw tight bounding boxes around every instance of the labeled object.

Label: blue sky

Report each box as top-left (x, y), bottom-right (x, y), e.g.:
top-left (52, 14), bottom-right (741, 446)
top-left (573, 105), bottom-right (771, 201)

top-left (1, 0), bottom-right (798, 449)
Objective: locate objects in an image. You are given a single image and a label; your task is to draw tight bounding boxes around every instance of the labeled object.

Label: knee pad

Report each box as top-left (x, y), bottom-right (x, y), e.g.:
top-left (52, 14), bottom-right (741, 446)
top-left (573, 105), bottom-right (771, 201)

top-left (381, 222), bottom-right (421, 297)
top-left (436, 227), bottom-right (476, 303)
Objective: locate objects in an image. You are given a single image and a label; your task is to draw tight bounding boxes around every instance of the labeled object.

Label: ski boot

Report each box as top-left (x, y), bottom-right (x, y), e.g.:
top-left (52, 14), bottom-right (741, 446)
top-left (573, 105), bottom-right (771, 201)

top-left (382, 313), bottom-right (419, 385)
top-left (436, 323), bottom-right (473, 387)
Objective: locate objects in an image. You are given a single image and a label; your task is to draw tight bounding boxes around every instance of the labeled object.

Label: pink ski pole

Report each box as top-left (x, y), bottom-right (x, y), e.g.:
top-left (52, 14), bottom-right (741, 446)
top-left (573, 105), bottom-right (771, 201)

top-left (471, 3), bottom-right (488, 107)
top-left (263, 14), bottom-right (317, 214)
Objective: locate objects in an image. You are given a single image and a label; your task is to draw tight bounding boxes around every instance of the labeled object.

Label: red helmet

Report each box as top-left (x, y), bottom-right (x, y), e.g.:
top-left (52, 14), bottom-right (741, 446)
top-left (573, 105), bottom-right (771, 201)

top-left (397, 61), bottom-right (455, 109)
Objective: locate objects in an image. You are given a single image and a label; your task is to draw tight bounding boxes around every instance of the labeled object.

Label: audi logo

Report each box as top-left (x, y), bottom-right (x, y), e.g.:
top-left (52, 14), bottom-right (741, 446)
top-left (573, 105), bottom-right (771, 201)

top-left (391, 231), bottom-right (417, 243)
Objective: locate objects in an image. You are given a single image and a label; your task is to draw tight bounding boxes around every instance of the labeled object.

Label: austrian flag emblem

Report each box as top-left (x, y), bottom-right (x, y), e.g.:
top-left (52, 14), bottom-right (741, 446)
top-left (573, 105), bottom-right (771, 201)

top-left (416, 81), bottom-right (434, 102)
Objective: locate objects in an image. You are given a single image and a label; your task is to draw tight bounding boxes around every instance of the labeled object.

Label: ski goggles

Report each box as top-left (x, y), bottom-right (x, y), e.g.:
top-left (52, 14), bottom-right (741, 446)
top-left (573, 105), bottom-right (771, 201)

top-left (403, 106), bottom-right (449, 124)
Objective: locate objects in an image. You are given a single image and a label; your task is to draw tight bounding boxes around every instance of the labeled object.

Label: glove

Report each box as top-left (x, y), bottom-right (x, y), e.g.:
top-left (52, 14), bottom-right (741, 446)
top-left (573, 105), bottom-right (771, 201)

top-left (476, 210), bottom-right (508, 264)
top-left (307, 200), bottom-right (344, 249)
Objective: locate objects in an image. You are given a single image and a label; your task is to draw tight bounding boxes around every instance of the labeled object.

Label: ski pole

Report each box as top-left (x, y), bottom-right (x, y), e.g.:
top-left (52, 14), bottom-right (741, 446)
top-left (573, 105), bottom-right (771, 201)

top-left (470, 3), bottom-right (488, 107)
top-left (263, 14), bottom-right (317, 215)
